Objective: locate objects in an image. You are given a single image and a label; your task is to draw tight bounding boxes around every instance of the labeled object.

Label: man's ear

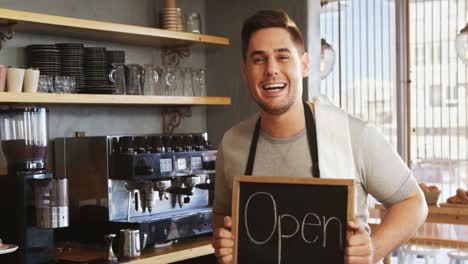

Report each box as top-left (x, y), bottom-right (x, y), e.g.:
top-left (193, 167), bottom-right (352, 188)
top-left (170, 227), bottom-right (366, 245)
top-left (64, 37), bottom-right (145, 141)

top-left (301, 52), bottom-right (310, 78)
top-left (241, 60), bottom-right (247, 81)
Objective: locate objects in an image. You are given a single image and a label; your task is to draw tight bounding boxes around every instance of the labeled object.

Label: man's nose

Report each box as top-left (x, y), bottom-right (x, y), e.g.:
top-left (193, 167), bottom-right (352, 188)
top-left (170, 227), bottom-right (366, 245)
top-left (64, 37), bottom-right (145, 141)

top-left (265, 59), bottom-right (279, 76)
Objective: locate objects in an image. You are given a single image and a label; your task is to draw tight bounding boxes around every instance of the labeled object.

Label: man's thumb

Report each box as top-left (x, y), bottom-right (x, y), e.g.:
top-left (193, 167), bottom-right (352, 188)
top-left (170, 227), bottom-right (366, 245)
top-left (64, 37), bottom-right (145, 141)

top-left (348, 219), bottom-right (366, 234)
top-left (224, 216), bottom-right (233, 228)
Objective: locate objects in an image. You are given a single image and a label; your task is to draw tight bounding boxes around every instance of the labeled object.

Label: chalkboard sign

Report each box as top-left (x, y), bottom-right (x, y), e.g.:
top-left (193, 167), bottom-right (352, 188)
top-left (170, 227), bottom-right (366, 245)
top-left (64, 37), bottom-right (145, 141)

top-left (232, 176), bottom-right (355, 264)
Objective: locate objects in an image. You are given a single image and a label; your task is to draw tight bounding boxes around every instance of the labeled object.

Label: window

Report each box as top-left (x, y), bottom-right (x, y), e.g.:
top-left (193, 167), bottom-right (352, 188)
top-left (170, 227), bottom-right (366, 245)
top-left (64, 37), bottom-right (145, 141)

top-left (319, 0), bottom-right (468, 203)
top-left (410, 0), bottom-right (468, 203)
top-left (319, 0), bottom-right (398, 146)
top-left (319, 0), bottom-right (468, 250)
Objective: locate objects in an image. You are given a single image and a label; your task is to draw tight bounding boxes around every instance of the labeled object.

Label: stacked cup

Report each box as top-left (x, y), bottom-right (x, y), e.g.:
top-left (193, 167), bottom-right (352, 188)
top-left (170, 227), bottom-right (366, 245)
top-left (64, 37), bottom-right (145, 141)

top-left (160, 0), bottom-right (184, 32)
top-left (5, 67), bottom-right (40, 93)
top-left (161, 9), bottom-right (184, 31)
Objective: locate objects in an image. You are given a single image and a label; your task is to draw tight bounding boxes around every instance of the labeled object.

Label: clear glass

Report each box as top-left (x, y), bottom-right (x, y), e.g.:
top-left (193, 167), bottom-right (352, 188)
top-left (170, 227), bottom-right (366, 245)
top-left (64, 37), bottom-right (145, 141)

top-left (199, 68), bottom-right (206, 96)
top-left (192, 68), bottom-right (206, 96)
top-left (174, 67), bottom-right (184, 96)
top-left (126, 64), bottom-right (143, 95)
top-left (38, 75), bottom-right (54, 93)
top-left (186, 12), bottom-right (201, 33)
top-left (54, 76), bottom-right (75, 94)
top-left (155, 66), bottom-right (164, 95)
top-left (0, 108), bottom-right (48, 164)
top-left (163, 67), bottom-right (176, 96)
top-left (142, 64), bottom-right (159, 96)
top-left (183, 67), bottom-right (194, 96)
top-left (109, 63), bottom-right (126, 95)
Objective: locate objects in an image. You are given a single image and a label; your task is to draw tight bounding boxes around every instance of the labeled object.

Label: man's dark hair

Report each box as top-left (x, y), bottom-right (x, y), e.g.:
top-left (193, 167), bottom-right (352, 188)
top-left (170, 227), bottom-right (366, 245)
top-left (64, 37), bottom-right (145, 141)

top-left (241, 9), bottom-right (305, 60)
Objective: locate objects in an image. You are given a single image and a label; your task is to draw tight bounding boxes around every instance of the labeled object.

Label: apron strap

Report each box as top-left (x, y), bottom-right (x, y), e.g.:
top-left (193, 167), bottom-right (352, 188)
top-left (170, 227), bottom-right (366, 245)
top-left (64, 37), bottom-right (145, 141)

top-left (303, 101), bottom-right (320, 178)
top-left (244, 118), bottom-right (261, 175)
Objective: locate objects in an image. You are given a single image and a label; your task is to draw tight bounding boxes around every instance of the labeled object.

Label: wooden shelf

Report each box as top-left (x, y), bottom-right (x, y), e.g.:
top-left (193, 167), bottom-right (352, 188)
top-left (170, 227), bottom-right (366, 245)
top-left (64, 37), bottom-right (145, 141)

top-left (56, 236), bottom-right (213, 264)
top-left (0, 92), bottom-right (231, 106)
top-left (0, 8), bottom-right (229, 48)
top-left (130, 236), bottom-right (213, 264)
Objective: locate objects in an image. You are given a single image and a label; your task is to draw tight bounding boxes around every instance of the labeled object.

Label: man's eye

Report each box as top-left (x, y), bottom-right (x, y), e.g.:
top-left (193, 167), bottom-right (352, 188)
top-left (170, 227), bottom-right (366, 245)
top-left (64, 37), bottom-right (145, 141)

top-left (253, 58), bottom-right (265, 64)
top-left (279, 56), bottom-right (289, 61)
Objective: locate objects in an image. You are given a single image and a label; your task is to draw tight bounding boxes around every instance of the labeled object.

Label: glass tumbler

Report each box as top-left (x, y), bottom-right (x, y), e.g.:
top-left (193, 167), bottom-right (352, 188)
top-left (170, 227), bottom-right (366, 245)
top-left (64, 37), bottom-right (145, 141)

top-left (183, 67), bottom-right (194, 96)
top-left (163, 67), bottom-right (176, 96)
top-left (192, 68), bottom-right (206, 96)
top-left (174, 67), bottom-right (184, 96)
top-left (38, 75), bottom-right (53, 93)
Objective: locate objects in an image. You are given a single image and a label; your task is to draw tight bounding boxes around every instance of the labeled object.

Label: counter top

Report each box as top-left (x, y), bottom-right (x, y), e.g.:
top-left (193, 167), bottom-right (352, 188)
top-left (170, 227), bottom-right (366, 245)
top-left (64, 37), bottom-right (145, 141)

top-left (375, 203), bottom-right (468, 225)
top-left (57, 236), bottom-right (213, 264)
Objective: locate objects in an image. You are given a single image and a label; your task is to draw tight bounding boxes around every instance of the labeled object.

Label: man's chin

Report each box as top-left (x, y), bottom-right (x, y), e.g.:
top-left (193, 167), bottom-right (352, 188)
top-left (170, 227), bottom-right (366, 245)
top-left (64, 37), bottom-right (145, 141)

top-left (258, 101), bottom-right (294, 116)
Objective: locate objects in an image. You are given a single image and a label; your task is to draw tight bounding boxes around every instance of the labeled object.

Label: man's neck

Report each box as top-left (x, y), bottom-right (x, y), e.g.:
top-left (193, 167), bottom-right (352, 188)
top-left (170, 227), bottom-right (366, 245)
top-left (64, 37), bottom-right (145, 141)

top-left (260, 102), bottom-right (306, 138)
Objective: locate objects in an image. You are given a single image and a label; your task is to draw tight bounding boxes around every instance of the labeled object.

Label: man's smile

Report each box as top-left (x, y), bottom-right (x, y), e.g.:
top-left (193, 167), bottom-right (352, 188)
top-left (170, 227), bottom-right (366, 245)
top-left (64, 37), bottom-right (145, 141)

top-left (261, 82), bottom-right (287, 91)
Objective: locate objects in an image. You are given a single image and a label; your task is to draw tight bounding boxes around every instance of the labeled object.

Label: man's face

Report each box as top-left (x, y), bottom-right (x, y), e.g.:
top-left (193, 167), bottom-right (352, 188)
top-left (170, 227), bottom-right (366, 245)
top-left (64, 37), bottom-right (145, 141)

top-left (242, 27), bottom-right (310, 116)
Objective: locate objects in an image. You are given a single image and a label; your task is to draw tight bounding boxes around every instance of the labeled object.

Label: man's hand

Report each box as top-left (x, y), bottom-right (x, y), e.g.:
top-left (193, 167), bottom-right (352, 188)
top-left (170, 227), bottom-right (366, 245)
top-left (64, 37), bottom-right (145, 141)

top-left (346, 219), bottom-right (374, 264)
top-left (212, 216), bottom-right (234, 264)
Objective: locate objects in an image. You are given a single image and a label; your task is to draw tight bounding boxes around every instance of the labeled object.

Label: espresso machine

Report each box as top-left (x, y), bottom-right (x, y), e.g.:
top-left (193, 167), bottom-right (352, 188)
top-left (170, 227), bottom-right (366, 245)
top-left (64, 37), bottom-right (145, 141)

top-left (54, 133), bottom-right (216, 247)
top-left (0, 107), bottom-right (69, 264)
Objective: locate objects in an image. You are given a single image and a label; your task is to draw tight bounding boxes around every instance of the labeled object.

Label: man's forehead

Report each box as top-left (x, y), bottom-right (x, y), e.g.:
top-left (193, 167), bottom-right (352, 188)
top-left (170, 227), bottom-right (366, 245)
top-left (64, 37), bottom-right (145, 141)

top-left (247, 28), bottom-right (300, 54)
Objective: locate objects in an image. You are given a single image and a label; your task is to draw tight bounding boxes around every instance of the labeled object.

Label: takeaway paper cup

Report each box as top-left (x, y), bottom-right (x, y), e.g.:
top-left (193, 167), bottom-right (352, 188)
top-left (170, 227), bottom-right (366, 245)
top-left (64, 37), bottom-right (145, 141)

top-left (23, 68), bottom-right (40, 93)
top-left (7, 68), bottom-right (25, 93)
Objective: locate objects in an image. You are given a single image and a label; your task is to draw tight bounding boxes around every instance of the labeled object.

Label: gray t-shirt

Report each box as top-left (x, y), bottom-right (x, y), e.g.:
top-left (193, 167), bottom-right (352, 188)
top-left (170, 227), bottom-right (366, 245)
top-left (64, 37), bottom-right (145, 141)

top-left (213, 113), bottom-right (418, 232)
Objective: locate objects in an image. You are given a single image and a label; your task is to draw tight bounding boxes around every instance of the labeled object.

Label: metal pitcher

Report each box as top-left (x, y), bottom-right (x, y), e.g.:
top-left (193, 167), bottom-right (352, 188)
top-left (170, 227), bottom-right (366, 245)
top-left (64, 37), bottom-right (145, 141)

top-left (118, 229), bottom-right (147, 258)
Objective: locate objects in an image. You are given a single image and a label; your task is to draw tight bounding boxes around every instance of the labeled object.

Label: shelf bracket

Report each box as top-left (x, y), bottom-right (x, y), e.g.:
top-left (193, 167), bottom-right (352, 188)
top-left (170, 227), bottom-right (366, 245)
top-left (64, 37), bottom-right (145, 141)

top-left (0, 21), bottom-right (16, 49)
top-left (162, 106), bottom-right (192, 134)
top-left (161, 47), bottom-right (191, 67)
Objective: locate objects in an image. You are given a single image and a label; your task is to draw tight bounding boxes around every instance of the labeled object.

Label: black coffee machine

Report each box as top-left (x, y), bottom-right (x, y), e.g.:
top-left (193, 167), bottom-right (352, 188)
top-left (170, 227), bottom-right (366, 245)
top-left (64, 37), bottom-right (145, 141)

top-left (0, 107), bottom-right (68, 264)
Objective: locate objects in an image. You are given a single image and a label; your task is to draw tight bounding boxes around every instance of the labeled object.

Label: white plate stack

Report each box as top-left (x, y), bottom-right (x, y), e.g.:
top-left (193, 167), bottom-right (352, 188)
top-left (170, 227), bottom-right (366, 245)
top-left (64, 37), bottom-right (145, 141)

top-left (161, 8), bottom-right (184, 31)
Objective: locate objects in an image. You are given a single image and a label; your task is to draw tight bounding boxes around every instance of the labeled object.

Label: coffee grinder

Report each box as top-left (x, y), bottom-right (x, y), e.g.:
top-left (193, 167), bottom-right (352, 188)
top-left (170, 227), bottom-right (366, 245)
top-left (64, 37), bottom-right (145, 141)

top-left (0, 107), bottom-right (69, 264)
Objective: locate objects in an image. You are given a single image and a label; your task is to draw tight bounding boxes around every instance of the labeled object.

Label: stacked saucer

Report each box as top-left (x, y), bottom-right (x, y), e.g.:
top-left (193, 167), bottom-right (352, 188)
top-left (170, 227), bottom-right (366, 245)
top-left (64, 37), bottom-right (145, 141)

top-left (81, 47), bottom-right (115, 94)
top-left (106, 50), bottom-right (125, 65)
top-left (26, 45), bottom-right (60, 76)
top-left (56, 43), bottom-right (85, 90)
top-left (160, 8), bottom-right (184, 31)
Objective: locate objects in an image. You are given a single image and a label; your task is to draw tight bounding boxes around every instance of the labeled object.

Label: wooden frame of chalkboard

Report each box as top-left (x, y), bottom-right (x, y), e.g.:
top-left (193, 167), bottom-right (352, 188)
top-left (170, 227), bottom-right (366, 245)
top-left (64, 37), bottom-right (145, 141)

top-left (231, 176), bottom-right (355, 264)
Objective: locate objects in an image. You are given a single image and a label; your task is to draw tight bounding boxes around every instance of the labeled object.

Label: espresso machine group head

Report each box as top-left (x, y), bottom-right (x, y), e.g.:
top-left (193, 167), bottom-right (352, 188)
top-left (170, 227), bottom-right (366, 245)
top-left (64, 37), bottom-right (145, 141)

top-left (0, 107), bottom-right (69, 264)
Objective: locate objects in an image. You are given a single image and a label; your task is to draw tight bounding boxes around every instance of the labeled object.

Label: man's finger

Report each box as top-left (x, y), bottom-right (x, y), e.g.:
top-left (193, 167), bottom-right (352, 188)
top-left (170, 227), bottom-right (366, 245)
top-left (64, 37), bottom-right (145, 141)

top-left (214, 245), bottom-right (232, 258)
top-left (224, 216), bottom-right (232, 229)
top-left (347, 219), bottom-right (367, 235)
top-left (217, 247), bottom-right (233, 257)
top-left (346, 244), bottom-right (372, 257)
top-left (217, 254), bottom-right (233, 264)
top-left (214, 228), bottom-right (233, 239)
top-left (347, 233), bottom-right (371, 246)
top-left (345, 255), bottom-right (372, 264)
top-left (212, 238), bottom-right (234, 249)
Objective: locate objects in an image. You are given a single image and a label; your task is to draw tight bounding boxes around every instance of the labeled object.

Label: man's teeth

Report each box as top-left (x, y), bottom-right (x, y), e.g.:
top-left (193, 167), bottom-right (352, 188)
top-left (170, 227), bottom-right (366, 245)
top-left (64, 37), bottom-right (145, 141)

top-left (263, 83), bottom-right (286, 90)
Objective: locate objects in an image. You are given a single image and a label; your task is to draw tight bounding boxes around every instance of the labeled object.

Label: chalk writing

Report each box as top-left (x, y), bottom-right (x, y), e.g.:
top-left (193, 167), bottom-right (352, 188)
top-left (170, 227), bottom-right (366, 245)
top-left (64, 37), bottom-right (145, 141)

top-left (244, 191), bottom-right (343, 264)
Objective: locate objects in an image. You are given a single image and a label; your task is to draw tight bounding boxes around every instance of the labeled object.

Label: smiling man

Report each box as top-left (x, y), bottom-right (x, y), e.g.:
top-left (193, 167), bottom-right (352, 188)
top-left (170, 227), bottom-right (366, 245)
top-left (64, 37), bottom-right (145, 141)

top-left (211, 9), bottom-right (428, 264)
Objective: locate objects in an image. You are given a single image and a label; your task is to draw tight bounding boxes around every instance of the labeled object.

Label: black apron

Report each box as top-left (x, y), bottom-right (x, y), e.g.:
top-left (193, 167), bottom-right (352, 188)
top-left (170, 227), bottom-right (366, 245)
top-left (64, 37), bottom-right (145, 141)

top-left (244, 101), bottom-right (320, 177)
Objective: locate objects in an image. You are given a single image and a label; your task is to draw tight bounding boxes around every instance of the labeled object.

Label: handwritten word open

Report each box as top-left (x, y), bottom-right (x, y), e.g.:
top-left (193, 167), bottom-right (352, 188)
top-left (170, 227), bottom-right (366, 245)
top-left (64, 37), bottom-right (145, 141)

top-left (244, 192), bottom-right (343, 264)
